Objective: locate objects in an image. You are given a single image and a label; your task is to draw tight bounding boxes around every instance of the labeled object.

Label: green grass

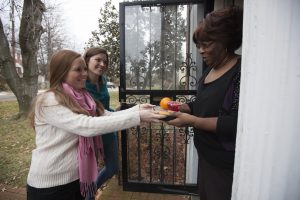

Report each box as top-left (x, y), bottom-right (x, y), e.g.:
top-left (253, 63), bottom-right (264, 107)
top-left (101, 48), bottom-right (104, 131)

top-left (109, 91), bottom-right (120, 109)
top-left (0, 101), bottom-right (35, 186)
top-left (0, 91), bottom-right (119, 187)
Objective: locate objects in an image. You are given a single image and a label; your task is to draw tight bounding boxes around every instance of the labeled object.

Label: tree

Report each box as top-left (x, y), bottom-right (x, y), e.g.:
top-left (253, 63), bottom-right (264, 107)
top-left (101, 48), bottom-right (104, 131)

top-left (37, 3), bottom-right (68, 85)
top-left (86, 0), bottom-right (119, 83)
top-left (125, 5), bottom-right (186, 90)
top-left (0, 0), bottom-right (45, 118)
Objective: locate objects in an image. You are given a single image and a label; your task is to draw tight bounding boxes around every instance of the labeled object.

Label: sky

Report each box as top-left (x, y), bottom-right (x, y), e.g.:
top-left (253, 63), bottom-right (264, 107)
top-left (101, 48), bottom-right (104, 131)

top-left (58, 0), bottom-right (122, 51)
top-left (0, 0), bottom-right (123, 52)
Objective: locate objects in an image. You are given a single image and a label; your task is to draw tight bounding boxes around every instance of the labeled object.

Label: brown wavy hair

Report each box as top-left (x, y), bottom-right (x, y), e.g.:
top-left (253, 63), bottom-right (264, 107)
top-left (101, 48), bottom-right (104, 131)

top-left (193, 6), bottom-right (243, 53)
top-left (28, 49), bottom-right (104, 128)
top-left (83, 47), bottom-right (109, 85)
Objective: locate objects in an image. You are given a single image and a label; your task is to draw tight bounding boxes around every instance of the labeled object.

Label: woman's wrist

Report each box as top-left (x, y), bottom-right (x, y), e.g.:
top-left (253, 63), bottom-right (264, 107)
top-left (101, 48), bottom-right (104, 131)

top-left (190, 115), bottom-right (198, 127)
top-left (179, 103), bottom-right (191, 113)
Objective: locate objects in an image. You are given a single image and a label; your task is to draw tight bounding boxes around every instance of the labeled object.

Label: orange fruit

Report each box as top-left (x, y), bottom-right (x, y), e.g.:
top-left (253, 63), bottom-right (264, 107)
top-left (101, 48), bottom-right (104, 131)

top-left (160, 97), bottom-right (172, 110)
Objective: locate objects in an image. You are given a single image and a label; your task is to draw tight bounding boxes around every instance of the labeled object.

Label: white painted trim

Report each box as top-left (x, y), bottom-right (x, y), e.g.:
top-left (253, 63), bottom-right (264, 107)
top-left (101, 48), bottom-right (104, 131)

top-left (232, 0), bottom-right (300, 200)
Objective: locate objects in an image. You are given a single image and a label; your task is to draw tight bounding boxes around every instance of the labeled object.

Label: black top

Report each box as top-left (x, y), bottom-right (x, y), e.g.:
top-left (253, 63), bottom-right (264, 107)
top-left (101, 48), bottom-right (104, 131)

top-left (189, 58), bottom-right (241, 171)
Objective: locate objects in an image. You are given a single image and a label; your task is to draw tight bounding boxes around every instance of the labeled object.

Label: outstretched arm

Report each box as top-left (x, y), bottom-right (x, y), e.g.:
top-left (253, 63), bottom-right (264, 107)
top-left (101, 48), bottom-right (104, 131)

top-left (166, 112), bottom-right (218, 133)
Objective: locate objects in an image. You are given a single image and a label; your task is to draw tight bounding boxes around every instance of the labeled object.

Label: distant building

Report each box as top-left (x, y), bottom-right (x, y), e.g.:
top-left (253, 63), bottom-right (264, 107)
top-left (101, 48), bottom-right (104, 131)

top-left (14, 51), bottom-right (23, 77)
top-left (11, 47), bottom-right (47, 88)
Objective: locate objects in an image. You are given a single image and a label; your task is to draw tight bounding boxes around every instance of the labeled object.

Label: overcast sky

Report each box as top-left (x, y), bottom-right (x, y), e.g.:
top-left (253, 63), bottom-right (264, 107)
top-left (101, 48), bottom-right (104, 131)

top-left (0, 0), bottom-right (123, 52)
top-left (58, 0), bottom-right (122, 51)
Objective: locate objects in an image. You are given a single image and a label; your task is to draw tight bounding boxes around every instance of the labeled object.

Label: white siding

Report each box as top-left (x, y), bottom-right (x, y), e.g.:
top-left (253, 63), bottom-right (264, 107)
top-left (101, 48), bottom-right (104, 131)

top-left (232, 0), bottom-right (300, 200)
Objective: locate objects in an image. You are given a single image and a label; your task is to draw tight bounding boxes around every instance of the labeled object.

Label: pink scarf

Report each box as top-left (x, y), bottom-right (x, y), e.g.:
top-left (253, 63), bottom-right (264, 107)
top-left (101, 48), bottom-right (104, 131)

top-left (62, 82), bottom-right (103, 197)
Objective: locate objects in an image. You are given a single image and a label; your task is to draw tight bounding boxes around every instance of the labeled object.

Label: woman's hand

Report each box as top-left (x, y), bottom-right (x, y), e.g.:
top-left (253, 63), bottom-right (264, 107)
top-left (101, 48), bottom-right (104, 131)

top-left (179, 103), bottom-right (191, 113)
top-left (139, 103), bottom-right (156, 110)
top-left (166, 112), bottom-right (195, 127)
top-left (139, 110), bottom-right (166, 123)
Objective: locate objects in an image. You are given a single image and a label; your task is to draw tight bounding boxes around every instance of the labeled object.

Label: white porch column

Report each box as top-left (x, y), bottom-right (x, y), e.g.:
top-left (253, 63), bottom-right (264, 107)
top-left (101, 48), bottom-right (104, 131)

top-left (232, 1), bottom-right (300, 200)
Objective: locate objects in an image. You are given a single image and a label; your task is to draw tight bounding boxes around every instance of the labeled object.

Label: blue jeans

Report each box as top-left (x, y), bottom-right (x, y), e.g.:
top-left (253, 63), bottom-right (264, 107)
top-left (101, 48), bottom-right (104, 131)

top-left (85, 133), bottom-right (119, 200)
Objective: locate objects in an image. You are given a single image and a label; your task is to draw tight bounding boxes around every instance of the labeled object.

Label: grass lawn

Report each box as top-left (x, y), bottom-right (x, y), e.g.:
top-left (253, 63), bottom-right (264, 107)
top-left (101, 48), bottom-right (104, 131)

top-left (0, 91), bottom-right (119, 187)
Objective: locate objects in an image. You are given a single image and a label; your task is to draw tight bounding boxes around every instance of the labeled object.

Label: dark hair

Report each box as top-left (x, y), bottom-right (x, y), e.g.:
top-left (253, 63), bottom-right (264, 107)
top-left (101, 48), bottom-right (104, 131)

top-left (83, 47), bottom-right (109, 67)
top-left (193, 7), bottom-right (243, 52)
top-left (83, 47), bottom-right (109, 84)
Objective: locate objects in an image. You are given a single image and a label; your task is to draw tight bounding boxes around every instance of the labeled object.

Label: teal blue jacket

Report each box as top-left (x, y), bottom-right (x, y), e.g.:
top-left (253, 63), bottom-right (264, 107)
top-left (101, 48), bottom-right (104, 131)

top-left (85, 77), bottom-right (115, 143)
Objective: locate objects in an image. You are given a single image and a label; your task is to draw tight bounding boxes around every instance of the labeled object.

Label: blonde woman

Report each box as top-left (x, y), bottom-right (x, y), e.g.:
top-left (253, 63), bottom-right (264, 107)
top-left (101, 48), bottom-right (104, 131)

top-left (27, 49), bottom-right (164, 200)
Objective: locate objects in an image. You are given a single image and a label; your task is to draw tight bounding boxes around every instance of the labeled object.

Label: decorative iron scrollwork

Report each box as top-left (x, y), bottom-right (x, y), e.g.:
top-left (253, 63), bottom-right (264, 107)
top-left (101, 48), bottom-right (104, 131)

top-left (126, 95), bottom-right (150, 104)
top-left (179, 53), bottom-right (198, 88)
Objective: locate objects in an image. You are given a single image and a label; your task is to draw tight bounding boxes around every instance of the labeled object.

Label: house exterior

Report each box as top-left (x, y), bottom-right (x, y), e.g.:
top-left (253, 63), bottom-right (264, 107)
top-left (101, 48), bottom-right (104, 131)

top-left (119, 0), bottom-right (300, 199)
top-left (232, 0), bottom-right (300, 199)
top-left (14, 52), bottom-right (23, 77)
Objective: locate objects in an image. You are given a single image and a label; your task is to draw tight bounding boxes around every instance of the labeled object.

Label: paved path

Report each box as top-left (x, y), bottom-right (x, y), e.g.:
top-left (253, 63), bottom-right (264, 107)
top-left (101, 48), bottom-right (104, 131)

top-left (0, 177), bottom-right (193, 200)
top-left (0, 184), bottom-right (25, 200)
top-left (0, 90), bottom-right (48, 102)
top-left (0, 91), bottom-right (16, 101)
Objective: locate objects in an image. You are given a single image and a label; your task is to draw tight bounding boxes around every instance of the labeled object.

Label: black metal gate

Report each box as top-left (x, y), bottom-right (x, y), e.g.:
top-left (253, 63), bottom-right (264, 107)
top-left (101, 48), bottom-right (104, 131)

top-left (119, 0), bottom-right (213, 195)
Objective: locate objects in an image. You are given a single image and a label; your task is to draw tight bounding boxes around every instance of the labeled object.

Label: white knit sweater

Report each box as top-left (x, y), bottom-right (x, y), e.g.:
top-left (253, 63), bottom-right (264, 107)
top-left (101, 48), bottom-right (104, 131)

top-left (27, 92), bottom-right (140, 188)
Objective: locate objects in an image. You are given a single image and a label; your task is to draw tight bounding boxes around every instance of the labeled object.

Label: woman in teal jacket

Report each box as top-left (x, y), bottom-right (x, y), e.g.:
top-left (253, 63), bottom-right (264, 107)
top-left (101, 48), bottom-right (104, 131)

top-left (83, 47), bottom-right (118, 200)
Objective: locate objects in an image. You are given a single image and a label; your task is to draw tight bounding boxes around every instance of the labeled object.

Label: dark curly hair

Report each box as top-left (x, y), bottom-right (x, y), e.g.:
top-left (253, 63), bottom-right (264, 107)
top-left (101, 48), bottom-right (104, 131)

top-left (193, 7), bottom-right (243, 53)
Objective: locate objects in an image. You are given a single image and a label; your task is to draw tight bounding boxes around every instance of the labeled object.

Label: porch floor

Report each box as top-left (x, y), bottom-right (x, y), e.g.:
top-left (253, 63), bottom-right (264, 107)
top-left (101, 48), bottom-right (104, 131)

top-left (100, 176), bottom-right (191, 200)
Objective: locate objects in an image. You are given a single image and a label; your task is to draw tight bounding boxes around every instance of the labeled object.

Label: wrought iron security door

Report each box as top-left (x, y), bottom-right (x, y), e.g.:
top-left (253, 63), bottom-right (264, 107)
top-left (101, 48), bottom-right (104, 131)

top-left (119, 0), bottom-right (213, 195)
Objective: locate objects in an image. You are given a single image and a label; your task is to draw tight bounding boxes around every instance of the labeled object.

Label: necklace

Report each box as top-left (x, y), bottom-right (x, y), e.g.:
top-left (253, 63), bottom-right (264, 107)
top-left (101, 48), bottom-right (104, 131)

top-left (205, 54), bottom-right (237, 83)
top-left (212, 53), bottom-right (236, 70)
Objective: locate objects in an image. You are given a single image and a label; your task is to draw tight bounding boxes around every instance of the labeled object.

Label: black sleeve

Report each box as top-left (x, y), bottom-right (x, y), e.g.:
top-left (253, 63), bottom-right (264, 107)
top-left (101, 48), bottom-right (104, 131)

top-left (216, 71), bottom-right (240, 139)
top-left (216, 115), bottom-right (238, 139)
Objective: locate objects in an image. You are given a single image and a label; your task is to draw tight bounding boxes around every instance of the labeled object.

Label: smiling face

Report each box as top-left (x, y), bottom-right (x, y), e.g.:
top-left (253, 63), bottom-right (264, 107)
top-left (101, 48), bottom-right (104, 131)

top-left (87, 53), bottom-right (108, 77)
top-left (197, 40), bottom-right (227, 68)
top-left (64, 57), bottom-right (88, 90)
